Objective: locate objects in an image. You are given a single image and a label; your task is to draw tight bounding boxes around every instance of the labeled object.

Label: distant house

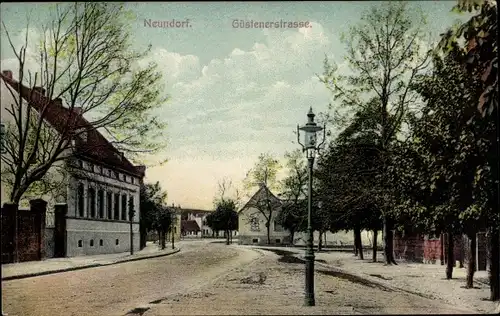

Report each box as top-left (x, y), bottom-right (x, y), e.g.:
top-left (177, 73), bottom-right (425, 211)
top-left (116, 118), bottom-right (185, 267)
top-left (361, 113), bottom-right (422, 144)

top-left (180, 208), bottom-right (235, 238)
top-left (181, 220), bottom-right (201, 237)
top-left (238, 185), bottom-right (291, 245)
top-left (0, 70), bottom-right (145, 259)
top-left (181, 209), bottom-right (212, 237)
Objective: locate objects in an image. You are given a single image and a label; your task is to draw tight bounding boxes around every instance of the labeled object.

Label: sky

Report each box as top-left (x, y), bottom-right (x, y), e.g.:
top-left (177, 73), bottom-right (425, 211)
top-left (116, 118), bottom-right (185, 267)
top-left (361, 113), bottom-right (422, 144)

top-left (0, 1), bottom-right (470, 209)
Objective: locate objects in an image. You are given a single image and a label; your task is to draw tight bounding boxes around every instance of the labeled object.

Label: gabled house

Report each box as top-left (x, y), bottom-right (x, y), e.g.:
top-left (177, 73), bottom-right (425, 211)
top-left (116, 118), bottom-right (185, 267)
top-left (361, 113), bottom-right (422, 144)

top-left (0, 70), bottom-right (145, 257)
top-left (181, 208), bottom-right (227, 237)
top-left (238, 185), bottom-right (290, 245)
top-left (181, 219), bottom-right (201, 237)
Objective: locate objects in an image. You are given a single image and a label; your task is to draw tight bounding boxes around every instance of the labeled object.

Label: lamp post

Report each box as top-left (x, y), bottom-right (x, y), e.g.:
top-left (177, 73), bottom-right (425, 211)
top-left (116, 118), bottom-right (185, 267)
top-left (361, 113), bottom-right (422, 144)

top-left (297, 107), bottom-right (326, 307)
top-left (128, 198), bottom-right (135, 255)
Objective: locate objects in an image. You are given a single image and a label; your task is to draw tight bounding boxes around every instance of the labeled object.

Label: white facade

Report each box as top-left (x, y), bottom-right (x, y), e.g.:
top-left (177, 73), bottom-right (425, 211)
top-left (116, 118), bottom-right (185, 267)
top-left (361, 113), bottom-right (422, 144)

top-left (64, 159), bottom-right (141, 256)
top-left (0, 72), bottom-right (143, 257)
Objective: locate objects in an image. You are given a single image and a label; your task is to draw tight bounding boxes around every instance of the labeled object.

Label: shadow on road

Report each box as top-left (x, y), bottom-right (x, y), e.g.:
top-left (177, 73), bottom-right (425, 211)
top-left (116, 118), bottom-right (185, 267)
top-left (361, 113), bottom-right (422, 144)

top-left (254, 248), bottom-right (327, 264)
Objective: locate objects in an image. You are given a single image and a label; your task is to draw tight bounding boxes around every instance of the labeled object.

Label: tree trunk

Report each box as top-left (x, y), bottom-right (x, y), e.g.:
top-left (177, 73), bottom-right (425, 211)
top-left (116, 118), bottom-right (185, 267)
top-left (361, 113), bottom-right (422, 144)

top-left (466, 232), bottom-right (476, 289)
top-left (440, 233), bottom-right (445, 265)
top-left (160, 230), bottom-right (166, 250)
top-left (266, 222), bottom-right (271, 244)
top-left (290, 230), bottom-right (295, 246)
top-left (446, 232), bottom-right (454, 279)
top-left (358, 229), bottom-right (364, 260)
top-left (226, 230), bottom-right (230, 245)
top-left (317, 230), bottom-right (322, 251)
top-left (354, 230), bottom-right (359, 256)
top-left (372, 229), bottom-right (378, 262)
top-left (488, 228), bottom-right (500, 301)
top-left (458, 235), bottom-right (464, 268)
top-left (383, 216), bottom-right (397, 265)
top-left (171, 228), bottom-right (174, 249)
top-left (140, 226), bottom-right (147, 249)
top-left (324, 231), bottom-right (327, 248)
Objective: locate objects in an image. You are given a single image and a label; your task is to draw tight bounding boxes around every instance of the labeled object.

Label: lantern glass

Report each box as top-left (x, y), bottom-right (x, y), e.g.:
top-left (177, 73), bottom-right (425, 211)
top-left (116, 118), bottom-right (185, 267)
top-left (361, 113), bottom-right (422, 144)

top-left (305, 130), bottom-right (317, 149)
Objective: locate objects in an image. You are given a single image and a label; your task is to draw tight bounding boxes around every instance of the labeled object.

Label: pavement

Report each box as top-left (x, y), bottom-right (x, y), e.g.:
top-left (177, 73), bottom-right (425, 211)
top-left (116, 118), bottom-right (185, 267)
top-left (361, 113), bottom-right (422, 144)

top-left (1, 241), bottom-right (180, 281)
top-left (250, 245), bottom-right (498, 314)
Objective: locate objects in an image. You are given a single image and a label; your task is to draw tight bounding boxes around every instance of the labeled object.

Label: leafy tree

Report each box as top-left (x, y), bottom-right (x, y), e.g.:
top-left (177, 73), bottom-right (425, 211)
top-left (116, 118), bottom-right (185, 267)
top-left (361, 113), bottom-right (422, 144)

top-left (278, 149), bottom-right (308, 244)
top-left (206, 211), bottom-right (223, 236)
top-left (319, 1), bottom-right (430, 264)
top-left (316, 97), bottom-right (386, 260)
top-left (391, 49), bottom-right (496, 285)
top-left (439, 0), bottom-right (499, 300)
top-left (155, 206), bottom-right (173, 250)
top-left (275, 200), bottom-right (305, 246)
top-left (207, 199), bottom-right (238, 245)
top-left (243, 153), bottom-right (281, 244)
top-left (1, 2), bottom-right (168, 205)
top-left (439, 0), bottom-right (497, 116)
top-left (139, 181), bottom-right (168, 249)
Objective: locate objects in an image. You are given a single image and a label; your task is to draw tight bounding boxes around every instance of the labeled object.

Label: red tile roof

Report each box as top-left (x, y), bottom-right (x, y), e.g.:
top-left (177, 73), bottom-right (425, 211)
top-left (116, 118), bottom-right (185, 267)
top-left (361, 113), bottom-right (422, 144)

top-left (181, 220), bottom-right (200, 232)
top-left (0, 70), bottom-right (145, 177)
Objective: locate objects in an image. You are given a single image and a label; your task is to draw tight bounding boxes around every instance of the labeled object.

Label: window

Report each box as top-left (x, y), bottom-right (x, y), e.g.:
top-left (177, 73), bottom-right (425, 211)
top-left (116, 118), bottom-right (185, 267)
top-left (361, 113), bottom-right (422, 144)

top-left (88, 187), bottom-right (96, 218)
top-left (107, 192), bottom-right (113, 219)
top-left (128, 196), bottom-right (135, 221)
top-left (114, 193), bottom-right (120, 220)
top-left (115, 239), bottom-right (119, 245)
top-left (88, 163), bottom-right (94, 172)
top-left (78, 240), bottom-right (83, 247)
top-left (250, 217), bottom-right (260, 231)
top-left (121, 194), bottom-right (127, 220)
top-left (98, 189), bottom-right (104, 218)
top-left (275, 239), bottom-right (281, 244)
top-left (0, 123), bottom-right (5, 154)
top-left (78, 160), bottom-right (83, 168)
top-left (131, 177), bottom-right (135, 184)
top-left (113, 171), bottom-right (118, 179)
top-left (90, 239), bottom-right (94, 247)
top-left (252, 238), bottom-right (259, 244)
top-left (77, 183), bottom-right (84, 217)
top-left (99, 239), bottom-right (103, 246)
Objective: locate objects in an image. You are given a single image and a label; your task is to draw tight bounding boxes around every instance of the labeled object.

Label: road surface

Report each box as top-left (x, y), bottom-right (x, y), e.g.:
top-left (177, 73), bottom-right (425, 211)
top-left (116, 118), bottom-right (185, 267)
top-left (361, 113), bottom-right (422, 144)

top-left (2, 240), bottom-right (479, 315)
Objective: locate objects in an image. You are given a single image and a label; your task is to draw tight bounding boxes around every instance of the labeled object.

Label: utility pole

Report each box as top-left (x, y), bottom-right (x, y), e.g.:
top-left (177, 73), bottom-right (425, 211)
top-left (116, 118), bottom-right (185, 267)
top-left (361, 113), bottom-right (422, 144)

top-left (129, 198), bottom-right (135, 255)
top-left (171, 209), bottom-right (175, 250)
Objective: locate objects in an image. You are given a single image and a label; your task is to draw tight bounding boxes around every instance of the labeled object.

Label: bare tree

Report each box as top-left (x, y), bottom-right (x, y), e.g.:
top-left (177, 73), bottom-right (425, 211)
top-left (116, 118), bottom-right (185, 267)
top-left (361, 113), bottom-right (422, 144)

top-left (318, 1), bottom-right (431, 265)
top-left (1, 3), bottom-right (168, 205)
top-left (243, 153), bottom-right (281, 244)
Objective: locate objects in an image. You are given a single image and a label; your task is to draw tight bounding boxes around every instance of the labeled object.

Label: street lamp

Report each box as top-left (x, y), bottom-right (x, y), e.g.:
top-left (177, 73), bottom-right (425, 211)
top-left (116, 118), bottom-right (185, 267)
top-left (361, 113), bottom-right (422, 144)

top-left (297, 107), bottom-right (326, 307)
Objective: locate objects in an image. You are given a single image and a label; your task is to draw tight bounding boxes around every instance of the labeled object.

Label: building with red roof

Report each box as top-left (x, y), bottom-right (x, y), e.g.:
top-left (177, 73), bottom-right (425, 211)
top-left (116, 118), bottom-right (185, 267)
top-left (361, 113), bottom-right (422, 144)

top-left (0, 70), bottom-right (146, 257)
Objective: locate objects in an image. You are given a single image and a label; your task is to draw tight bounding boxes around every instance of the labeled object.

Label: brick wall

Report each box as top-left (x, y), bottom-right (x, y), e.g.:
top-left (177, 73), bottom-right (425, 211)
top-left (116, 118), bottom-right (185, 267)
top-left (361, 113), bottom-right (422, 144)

top-left (423, 237), bottom-right (441, 264)
top-left (393, 233), bottom-right (425, 262)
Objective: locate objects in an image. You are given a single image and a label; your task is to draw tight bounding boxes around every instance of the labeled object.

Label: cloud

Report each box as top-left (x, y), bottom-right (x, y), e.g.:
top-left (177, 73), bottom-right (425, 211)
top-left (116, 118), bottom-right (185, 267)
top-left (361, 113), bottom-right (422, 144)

top-left (138, 23), bottom-right (340, 207)
top-left (1, 21), bottom-right (341, 208)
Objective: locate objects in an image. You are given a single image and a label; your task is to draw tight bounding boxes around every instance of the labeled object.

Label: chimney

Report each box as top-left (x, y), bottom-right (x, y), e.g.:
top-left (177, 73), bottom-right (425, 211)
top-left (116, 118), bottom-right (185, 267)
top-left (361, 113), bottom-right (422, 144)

top-left (73, 107), bottom-right (83, 115)
top-left (135, 165), bottom-right (146, 176)
top-left (53, 98), bottom-right (63, 107)
top-left (1, 70), bottom-right (12, 79)
top-left (33, 87), bottom-right (46, 96)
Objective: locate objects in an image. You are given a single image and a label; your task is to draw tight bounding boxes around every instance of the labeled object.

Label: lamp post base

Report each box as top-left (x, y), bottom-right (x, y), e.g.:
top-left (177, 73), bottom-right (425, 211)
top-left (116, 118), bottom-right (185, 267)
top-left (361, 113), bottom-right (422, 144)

top-left (304, 228), bottom-right (315, 306)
